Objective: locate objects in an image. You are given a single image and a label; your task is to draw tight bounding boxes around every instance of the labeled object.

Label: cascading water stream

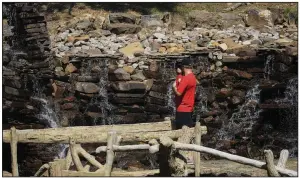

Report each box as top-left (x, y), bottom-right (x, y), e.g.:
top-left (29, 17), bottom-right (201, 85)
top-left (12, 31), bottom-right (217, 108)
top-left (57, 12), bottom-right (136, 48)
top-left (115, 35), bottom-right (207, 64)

top-left (275, 77), bottom-right (298, 157)
top-left (217, 85), bottom-right (262, 140)
top-left (98, 59), bottom-right (115, 125)
top-left (31, 78), bottom-right (67, 158)
top-left (264, 54), bottom-right (274, 80)
top-left (167, 82), bottom-right (176, 116)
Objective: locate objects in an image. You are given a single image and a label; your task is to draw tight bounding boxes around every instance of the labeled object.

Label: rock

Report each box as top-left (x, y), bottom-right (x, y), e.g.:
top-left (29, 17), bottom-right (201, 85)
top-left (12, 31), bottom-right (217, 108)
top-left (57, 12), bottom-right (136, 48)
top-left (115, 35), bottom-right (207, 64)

top-left (61, 103), bottom-right (76, 110)
top-left (203, 116), bottom-right (214, 123)
top-left (111, 81), bottom-right (146, 92)
top-left (150, 41), bottom-right (161, 51)
top-left (285, 46), bottom-right (297, 57)
top-left (242, 40), bottom-right (252, 45)
top-left (113, 68), bottom-right (131, 80)
top-left (65, 63), bottom-right (77, 74)
top-left (149, 60), bottom-right (158, 72)
top-left (75, 82), bottom-right (100, 94)
top-left (153, 33), bottom-right (166, 39)
top-left (107, 23), bottom-right (141, 35)
top-left (123, 66), bottom-right (135, 74)
top-left (232, 90), bottom-right (246, 98)
top-left (4, 86), bottom-right (29, 97)
top-left (140, 14), bottom-right (165, 28)
top-left (274, 63), bottom-right (289, 72)
top-left (137, 28), bottom-right (151, 40)
top-left (87, 112), bottom-right (103, 119)
top-left (131, 71), bottom-right (146, 81)
top-left (82, 45), bottom-right (90, 50)
top-left (141, 40), bottom-right (150, 48)
top-left (144, 79), bottom-right (154, 91)
top-left (168, 14), bottom-right (186, 31)
top-left (208, 52), bottom-right (213, 59)
top-left (119, 42), bottom-right (144, 58)
top-left (229, 96), bottom-right (242, 105)
top-left (218, 43), bottom-right (228, 52)
top-left (210, 64), bottom-right (216, 71)
top-left (244, 9), bottom-right (273, 28)
top-left (217, 88), bottom-right (232, 98)
top-left (51, 82), bottom-right (65, 98)
top-left (217, 53), bottom-right (223, 60)
top-left (67, 35), bottom-right (90, 43)
top-left (226, 69), bottom-right (253, 79)
top-left (76, 19), bottom-right (92, 30)
top-left (159, 47), bottom-right (167, 53)
top-left (109, 13), bottom-right (139, 24)
top-left (274, 38), bottom-right (293, 46)
top-left (187, 11), bottom-right (243, 29)
top-left (3, 76), bottom-right (22, 89)
top-left (215, 61), bottom-right (223, 67)
top-left (132, 63), bottom-right (139, 69)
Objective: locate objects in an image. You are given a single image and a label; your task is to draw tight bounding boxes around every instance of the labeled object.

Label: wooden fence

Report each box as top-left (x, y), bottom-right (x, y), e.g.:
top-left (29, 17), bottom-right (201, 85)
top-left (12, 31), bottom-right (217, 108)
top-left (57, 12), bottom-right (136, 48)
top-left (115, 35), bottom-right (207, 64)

top-left (3, 118), bottom-right (297, 177)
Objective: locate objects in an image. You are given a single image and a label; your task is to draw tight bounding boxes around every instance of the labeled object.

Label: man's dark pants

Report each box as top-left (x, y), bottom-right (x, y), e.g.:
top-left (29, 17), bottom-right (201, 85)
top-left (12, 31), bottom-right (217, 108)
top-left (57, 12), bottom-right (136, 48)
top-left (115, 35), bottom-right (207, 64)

top-left (175, 112), bottom-right (193, 129)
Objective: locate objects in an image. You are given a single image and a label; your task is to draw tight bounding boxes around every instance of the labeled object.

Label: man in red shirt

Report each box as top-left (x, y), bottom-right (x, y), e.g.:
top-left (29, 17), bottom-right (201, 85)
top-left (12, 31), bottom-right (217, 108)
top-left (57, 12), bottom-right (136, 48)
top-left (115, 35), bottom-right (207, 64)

top-left (173, 58), bottom-right (197, 129)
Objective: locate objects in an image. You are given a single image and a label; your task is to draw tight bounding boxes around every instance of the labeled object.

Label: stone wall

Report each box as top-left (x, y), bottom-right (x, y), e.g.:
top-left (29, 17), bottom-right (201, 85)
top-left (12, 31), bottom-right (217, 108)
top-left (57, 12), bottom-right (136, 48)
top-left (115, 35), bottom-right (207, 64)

top-left (2, 3), bottom-right (298, 175)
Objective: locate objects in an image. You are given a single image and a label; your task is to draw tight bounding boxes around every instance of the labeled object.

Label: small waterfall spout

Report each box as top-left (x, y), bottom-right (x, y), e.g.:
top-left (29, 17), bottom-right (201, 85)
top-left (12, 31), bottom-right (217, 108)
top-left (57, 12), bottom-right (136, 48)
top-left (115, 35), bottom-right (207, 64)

top-left (167, 82), bottom-right (176, 116)
top-left (264, 54), bottom-right (274, 80)
top-left (32, 79), bottom-right (67, 158)
top-left (218, 85), bottom-right (262, 140)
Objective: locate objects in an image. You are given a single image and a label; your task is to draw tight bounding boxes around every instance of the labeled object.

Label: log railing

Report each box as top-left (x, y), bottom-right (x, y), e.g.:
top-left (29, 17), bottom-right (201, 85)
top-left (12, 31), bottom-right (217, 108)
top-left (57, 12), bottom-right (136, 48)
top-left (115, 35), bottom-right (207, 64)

top-left (3, 119), bottom-right (297, 177)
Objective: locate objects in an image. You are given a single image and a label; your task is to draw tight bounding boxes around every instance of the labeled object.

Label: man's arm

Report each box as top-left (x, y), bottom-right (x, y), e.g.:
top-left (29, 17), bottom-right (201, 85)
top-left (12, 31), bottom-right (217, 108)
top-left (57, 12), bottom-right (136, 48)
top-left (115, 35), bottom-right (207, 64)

top-left (173, 77), bottom-right (187, 96)
top-left (172, 82), bottom-right (182, 96)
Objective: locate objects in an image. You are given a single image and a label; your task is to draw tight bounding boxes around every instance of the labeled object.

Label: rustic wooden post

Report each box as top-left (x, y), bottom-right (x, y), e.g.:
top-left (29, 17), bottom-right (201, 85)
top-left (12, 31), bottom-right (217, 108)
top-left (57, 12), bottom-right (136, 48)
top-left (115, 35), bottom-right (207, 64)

top-left (10, 127), bottom-right (19, 176)
top-left (105, 131), bottom-right (116, 176)
top-left (70, 138), bottom-right (84, 171)
top-left (194, 120), bottom-right (201, 177)
top-left (277, 149), bottom-right (289, 168)
top-left (49, 159), bottom-right (65, 176)
top-left (264, 150), bottom-right (280, 176)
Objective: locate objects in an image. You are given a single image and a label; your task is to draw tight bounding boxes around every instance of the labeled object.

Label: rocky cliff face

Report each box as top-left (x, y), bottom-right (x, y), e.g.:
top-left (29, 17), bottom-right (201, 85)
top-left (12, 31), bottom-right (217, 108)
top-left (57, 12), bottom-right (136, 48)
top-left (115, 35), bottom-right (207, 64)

top-left (2, 3), bottom-right (298, 176)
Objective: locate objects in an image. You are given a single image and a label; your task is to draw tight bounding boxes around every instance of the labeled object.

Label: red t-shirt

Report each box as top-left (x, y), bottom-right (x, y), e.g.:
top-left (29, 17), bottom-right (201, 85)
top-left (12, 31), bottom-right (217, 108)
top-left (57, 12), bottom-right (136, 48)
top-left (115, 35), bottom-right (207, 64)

top-left (175, 74), bottom-right (183, 108)
top-left (176, 73), bottom-right (197, 112)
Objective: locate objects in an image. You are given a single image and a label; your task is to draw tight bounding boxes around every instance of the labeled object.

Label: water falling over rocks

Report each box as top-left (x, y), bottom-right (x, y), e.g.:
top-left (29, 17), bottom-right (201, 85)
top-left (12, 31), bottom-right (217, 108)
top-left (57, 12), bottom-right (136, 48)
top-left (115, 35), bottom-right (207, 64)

top-left (2, 2), bottom-right (298, 175)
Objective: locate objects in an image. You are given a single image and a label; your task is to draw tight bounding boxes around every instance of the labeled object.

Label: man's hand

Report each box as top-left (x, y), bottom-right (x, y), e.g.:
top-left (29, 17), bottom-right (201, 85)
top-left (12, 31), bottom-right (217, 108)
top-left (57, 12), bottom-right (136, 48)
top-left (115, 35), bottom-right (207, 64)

top-left (172, 81), bottom-right (176, 88)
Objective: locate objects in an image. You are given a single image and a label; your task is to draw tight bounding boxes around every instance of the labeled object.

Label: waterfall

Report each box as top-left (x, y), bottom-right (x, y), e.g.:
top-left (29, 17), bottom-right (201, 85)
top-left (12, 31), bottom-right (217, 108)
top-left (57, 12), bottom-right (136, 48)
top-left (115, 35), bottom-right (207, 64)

top-left (98, 59), bottom-right (114, 125)
top-left (264, 54), bottom-right (274, 80)
top-left (218, 85), bottom-right (262, 140)
top-left (276, 77), bottom-right (298, 157)
top-left (167, 82), bottom-right (176, 116)
top-left (31, 78), bottom-right (67, 158)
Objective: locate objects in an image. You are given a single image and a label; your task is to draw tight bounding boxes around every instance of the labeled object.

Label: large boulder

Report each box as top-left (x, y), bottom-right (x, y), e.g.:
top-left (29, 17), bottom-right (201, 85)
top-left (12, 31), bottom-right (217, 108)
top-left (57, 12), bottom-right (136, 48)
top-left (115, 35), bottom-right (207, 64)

top-left (107, 23), bottom-right (141, 35)
top-left (111, 81), bottom-right (146, 92)
top-left (111, 68), bottom-right (131, 81)
top-left (186, 10), bottom-right (243, 29)
top-left (75, 82), bottom-right (100, 94)
top-left (109, 13), bottom-right (140, 24)
top-left (140, 14), bottom-right (164, 28)
top-left (131, 71), bottom-right (146, 81)
top-left (119, 42), bottom-right (144, 58)
top-left (244, 9), bottom-right (273, 28)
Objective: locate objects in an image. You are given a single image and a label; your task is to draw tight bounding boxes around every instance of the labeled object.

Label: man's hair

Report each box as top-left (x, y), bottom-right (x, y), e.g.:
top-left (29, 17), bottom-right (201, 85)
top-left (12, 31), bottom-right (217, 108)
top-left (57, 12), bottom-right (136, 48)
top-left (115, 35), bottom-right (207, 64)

top-left (183, 65), bottom-right (193, 69)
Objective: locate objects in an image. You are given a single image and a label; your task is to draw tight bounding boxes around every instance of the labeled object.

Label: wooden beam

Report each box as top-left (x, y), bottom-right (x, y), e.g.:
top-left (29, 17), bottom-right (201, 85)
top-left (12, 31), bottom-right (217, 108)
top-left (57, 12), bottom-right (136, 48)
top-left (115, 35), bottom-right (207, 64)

top-left (61, 169), bottom-right (159, 177)
top-left (3, 126), bottom-right (207, 144)
top-left (264, 150), bottom-right (280, 176)
top-left (3, 121), bottom-right (175, 143)
top-left (277, 150), bottom-right (289, 168)
top-left (194, 121), bottom-right (201, 177)
top-left (104, 131), bottom-right (116, 176)
top-left (10, 127), bottom-right (19, 176)
top-left (174, 142), bottom-right (298, 176)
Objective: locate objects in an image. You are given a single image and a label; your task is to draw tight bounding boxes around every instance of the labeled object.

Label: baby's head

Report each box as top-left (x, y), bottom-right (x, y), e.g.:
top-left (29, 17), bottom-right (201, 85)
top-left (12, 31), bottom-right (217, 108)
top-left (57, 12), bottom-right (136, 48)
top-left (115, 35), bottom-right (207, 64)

top-left (176, 67), bottom-right (182, 74)
top-left (175, 62), bottom-right (182, 74)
